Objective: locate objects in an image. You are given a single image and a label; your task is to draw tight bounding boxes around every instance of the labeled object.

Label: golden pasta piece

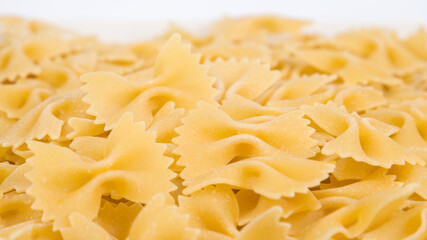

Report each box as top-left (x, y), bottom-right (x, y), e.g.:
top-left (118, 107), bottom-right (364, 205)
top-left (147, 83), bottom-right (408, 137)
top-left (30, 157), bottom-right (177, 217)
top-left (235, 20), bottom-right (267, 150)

top-left (178, 185), bottom-right (239, 240)
top-left (25, 113), bottom-right (176, 229)
top-left (302, 102), bottom-right (424, 168)
top-left (300, 184), bottom-right (418, 240)
top-left (82, 34), bottom-right (217, 130)
top-left (0, 163), bottom-right (31, 197)
top-left (0, 192), bottom-right (42, 228)
top-left (267, 74), bottom-right (337, 108)
top-left (0, 89), bottom-right (90, 148)
top-left (208, 58), bottom-right (280, 101)
top-left (333, 86), bottom-right (386, 113)
top-left (236, 190), bottom-right (320, 225)
top-left (128, 194), bottom-right (200, 240)
top-left (362, 202), bottom-right (427, 240)
top-left (293, 48), bottom-right (402, 85)
top-left (236, 206), bottom-right (295, 240)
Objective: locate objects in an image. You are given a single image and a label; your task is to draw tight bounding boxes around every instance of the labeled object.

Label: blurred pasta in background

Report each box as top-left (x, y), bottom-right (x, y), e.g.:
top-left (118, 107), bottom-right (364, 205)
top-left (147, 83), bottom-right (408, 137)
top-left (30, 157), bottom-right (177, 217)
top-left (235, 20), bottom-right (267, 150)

top-left (0, 16), bottom-right (426, 240)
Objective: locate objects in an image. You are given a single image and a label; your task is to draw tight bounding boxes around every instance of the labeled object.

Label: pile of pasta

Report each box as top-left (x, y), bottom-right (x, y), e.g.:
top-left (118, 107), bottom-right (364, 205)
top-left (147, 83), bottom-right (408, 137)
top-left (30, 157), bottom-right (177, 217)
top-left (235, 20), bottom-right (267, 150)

top-left (0, 16), bottom-right (426, 240)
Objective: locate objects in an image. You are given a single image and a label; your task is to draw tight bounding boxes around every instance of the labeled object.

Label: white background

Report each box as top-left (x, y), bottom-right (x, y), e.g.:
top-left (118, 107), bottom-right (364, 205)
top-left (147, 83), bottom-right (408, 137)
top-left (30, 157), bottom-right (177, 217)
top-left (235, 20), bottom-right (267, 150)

top-left (1, 0), bottom-right (427, 42)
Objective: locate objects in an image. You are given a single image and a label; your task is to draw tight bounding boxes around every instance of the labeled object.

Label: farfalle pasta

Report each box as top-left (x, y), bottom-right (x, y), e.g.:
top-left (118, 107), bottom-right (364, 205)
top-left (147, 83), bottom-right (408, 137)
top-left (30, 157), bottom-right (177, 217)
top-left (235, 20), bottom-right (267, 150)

top-left (0, 16), bottom-right (426, 240)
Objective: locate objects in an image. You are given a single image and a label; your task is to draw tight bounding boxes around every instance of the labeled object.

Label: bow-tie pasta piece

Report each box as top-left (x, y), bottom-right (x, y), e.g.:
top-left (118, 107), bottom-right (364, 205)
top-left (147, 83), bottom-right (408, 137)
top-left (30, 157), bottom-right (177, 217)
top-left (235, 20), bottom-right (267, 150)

top-left (335, 29), bottom-right (425, 75)
top-left (362, 202), bottom-right (427, 240)
top-left (267, 74), bottom-right (337, 108)
top-left (0, 80), bottom-right (53, 119)
top-left (332, 158), bottom-right (379, 181)
top-left (389, 164), bottom-right (427, 199)
top-left (301, 102), bottom-right (424, 168)
top-left (208, 58), bottom-right (280, 101)
top-left (219, 95), bottom-right (289, 123)
top-left (236, 206), bottom-right (295, 240)
top-left (182, 155), bottom-right (334, 199)
top-left (25, 113), bottom-right (176, 229)
top-left (0, 192), bottom-right (42, 228)
top-left (292, 48), bottom-right (402, 85)
top-left (333, 86), bottom-right (386, 113)
top-left (128, 194), bottom-right (199, 240)
top-left (314, 169), bottom-right (403, 200)
top-left (0, 89), bottom-right (90, 148)
top-left (82, 34), bottom-right (217, 130)
top-left (0, 113), bottom-right (16, 138)
top-left (0, 163), bottom-right (31, 197)
top-left (175, 102), bottom-right (317, 179)
top-left (404, 28), bottom-right (427, 60)
top-left (364, 109), bottom-right (427, 153)
top-left (300, 184), bottom-right (418, 240)
top-left (34, 61), bottom-right (82, 92)
top-left (0, 43), bottom-right (41, 82)
top-left (0, 221), bottom-right (60, 240)
top-left (211, 16), bottom-right (309, 42)
top-left (236, 190), bottom-right (320, 226)
top-left (60, 213), bottom-right (114, 240)
top-left (178, 185), bottom-right (239, 240)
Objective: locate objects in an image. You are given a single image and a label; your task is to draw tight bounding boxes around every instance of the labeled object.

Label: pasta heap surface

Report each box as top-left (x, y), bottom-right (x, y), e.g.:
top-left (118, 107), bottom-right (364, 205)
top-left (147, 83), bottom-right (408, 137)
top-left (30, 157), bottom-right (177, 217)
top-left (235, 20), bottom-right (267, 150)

top-left (0, 16), bottom-right (426, 240)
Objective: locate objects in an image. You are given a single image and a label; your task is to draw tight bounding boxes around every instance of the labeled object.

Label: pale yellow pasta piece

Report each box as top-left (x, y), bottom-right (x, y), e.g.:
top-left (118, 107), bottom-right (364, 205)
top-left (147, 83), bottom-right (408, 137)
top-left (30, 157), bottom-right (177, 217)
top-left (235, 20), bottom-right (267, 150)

top-left (389, 164), bottom-right (427, 199)
top-left (0, 192), bottom-right (42, 228)
top-left (267, 74), bottom-right (337, 108)
top-left (314, 169), bottom-right (402, 199)
top-left (333, 158), bottom-right (379, 181)
top-left (211, 16), bottom-right (309, 42)
top-left (82, 34), bottom-right (217, 130)
top-left (66, 117), bottom-right (105, 139)
top-left (293, 48), bottom-right (402, 85)
top-left (0, 43), bottom-right (41, 82)
top-left (21, 35), bottom-right (70, 62)
top-left (175, 102), bottom-right (317, 179)
top-left (333, 86), bottom-right (386, 113)
top-left (0, 221), bottom-right (60, 240)
top-left (302, 102), bottom-right (424, 168)
top-left (300, 184), bottom-right (418, 240)
top-left (362, 202), bottom-right (427, 240)
top-left (336, 29), bottom-right (425, 75)
top-left (236, 190), bottom-right (320, 225)
top-left (236, 206), bottom-right (295, 240)
top-left (220, 95), bottom-right (289, 122)
top-left (364, 109), bottom-right (427, 152)
top-left (178, 185), bottom-right (239, 240)
top-left (128, 194), bottom-right (199, 240)
top-left (208, 58), bottom-right (280, 101)
top-left (25, 113), bottom-right (176, 229)
top-left (182, 155), bottom-right (333, 199)
top-left (0, 163), bottom-right (31, 197)
top-left (0, 80), bottom-right (53, 119)
top-left (404, 28), bottom-right (427, 60)
top-left (35, 60), bottom-right (82, 92)
top-left (0, 89), bottom-right (90, 148)
top-left (60, 213), bottom-right (113, 240)
top-left (95, 201), bottom-right (142, 240)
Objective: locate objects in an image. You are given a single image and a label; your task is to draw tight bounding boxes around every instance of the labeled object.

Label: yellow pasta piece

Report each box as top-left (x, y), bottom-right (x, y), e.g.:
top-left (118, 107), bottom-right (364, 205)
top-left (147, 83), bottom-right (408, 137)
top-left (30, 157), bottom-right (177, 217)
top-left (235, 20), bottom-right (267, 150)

top-left (236, 190), bottom-right (320, 225)
top-left (26, 113), bottom-right (176, 229)
top-left (300, 184), bottom-right (417, 240)
top-left (82, 34), bottom-right (217, 130)
top-left (60, 213), bottom-right (113, 240)
top-left (302, 102), bottom-right (424, 168)
top-left (267, 74), bottom-right (337, 108)
top-left (208, 58), bottom-right (280, 101)
top-left (178, 185), bottom-right (239, 240)
top-left (236, 206), bottom-right (295, 240)
top-left (362, 202), bottom-right (427, 240)
top-left (128, 194), bottom-right (200, 240)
